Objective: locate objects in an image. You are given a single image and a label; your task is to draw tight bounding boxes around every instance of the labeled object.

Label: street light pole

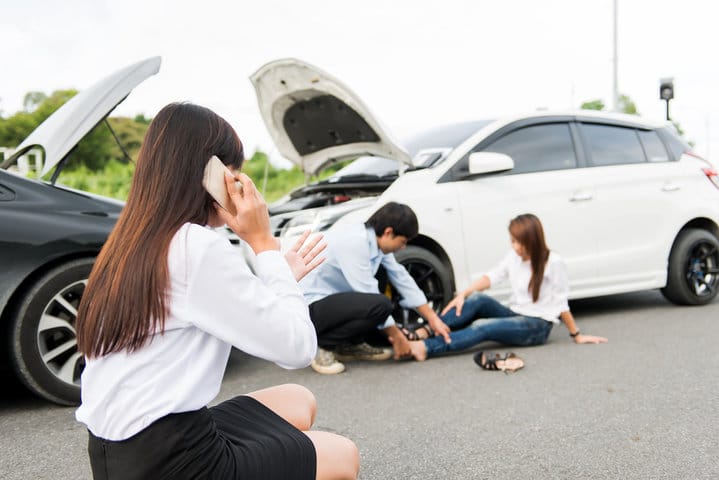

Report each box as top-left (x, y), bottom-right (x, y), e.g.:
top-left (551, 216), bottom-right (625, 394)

top-left (612, 0), bottom-right (619, 112)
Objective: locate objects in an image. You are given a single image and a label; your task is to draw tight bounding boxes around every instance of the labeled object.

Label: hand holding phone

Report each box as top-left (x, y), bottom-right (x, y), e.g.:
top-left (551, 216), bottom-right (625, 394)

top-left (206, 157), bottom-right (278, 254)
top-left (202, 155), bottom-right (242, 216)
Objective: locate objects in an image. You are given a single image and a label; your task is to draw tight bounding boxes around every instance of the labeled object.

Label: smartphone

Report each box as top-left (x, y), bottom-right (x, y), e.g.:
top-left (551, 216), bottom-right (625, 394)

top-left (202, 155), bottom-right (241, 216)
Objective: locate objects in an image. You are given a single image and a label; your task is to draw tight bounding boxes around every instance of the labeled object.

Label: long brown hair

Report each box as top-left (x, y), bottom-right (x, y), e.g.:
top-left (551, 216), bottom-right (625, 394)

top-left (77, 103), bottom-right (244, 358)
top-left (509, 213), bottom-right (550, 302)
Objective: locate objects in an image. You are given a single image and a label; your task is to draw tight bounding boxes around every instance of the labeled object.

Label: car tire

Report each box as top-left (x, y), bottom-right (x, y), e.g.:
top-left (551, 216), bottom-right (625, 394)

top-left (9, 257), bottom-right (94, 405)
top-left (661, 229), bottom-right (719, 306)
top-left (393, 246), bottom-right (453, 325)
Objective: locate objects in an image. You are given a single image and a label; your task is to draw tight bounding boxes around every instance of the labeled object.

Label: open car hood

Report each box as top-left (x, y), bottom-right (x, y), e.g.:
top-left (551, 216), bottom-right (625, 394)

top-left (3, 56), bottom-right (161, 177)
top-left (251, 58), bottom-right (411, 176)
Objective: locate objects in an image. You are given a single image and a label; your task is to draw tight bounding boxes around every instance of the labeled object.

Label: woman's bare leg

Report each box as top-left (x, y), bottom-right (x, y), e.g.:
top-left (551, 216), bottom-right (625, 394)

top-left (305, 431), bottom-right (360, 480)
top-left (248, 384), bottom-right (359, 479)
top-left (246, 383), bottom-right (316, 431)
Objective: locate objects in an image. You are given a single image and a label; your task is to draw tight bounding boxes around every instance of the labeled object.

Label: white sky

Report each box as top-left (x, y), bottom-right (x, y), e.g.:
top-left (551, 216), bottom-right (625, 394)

top-left (2, 0), bottom-right (718, 166)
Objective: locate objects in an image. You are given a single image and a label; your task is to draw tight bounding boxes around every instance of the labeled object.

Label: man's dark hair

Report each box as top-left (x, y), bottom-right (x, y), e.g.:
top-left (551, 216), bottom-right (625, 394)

top-left (365, 202), bottom-right (419, 239)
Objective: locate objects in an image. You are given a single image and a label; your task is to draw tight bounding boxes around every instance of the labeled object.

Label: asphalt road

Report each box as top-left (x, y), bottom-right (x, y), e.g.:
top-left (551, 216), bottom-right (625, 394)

top-left (1, 289), bottom-right (717, 480)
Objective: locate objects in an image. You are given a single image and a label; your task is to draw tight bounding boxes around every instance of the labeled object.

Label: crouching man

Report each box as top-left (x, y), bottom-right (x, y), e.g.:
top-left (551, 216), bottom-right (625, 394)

top-left (300, 202), bottom-right (451, 374)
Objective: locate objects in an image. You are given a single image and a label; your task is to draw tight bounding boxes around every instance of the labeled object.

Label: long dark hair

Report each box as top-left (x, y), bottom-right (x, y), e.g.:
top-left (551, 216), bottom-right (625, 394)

top-left (509, 213), bottom-right (550, 302)
top-left (77, 103), bottom-right (244, 358)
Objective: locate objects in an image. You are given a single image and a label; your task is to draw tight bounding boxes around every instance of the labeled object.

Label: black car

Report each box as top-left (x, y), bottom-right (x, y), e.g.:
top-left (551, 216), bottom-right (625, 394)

top-left (0, 57), bottom-right (161, 405)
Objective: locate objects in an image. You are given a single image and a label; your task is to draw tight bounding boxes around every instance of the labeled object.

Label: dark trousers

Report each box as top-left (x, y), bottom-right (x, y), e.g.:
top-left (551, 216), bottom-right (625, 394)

top-left (308, 292), bottom-right (393, 349)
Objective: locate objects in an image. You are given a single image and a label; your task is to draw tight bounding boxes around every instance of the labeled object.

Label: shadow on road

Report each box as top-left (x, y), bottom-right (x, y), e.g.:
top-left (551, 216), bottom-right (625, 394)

top-left (0, 366), bottom-right (50, 412)
top-left (569, 289), bottom-right (671, 316)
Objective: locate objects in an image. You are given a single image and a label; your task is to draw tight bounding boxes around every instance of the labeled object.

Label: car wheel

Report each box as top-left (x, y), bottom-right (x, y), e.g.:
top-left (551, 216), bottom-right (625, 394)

top-left (9, 258), bottom-right (94, 405)
top-left (661, 229), bottom-right (719, 305)
top-left (392, 246), bottom-right (453, 326)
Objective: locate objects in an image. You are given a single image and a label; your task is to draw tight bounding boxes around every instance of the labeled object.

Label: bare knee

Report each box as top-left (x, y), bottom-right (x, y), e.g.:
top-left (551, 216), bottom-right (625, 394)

top-left (339, 437), bottom-right (360, 480)
top-left (283, 383), bottom-right (316, 430)
top-left (309, 432), bottom-right (359, 480)
top-left (247, 383), bottom-right (316, 431)
top-left (327, 437), bottom-right (360, 480)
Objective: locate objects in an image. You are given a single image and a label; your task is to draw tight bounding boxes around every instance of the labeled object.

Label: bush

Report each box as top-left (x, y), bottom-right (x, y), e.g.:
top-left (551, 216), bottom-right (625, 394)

top-left (54, 151), bottom-right (311, 203)
top-left (56, 159), bottom-right (135, 200)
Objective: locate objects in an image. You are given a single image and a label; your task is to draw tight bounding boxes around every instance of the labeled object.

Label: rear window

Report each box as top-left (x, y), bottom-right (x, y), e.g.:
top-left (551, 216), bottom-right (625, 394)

top-left (582, 124), bottom-right (645, 166)
top-left (638, 130), bottom-right (669, 162)
top-left (659, 126), bottom-right (691, 160)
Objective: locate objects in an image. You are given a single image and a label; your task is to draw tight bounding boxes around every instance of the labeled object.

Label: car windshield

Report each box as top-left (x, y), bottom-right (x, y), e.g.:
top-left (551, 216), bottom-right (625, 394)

top-left (320, 121), bottom-right (494, 180)
top-left (328, 155), bottom-right (400, 181)
top-left (404, 120), bottom-right (493, 158)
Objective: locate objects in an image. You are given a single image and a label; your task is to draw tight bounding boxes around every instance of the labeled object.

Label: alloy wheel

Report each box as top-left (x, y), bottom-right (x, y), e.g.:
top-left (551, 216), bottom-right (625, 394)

top-left (684, 241), bottom-right (719, 298)
top-left (36, 279), bottom-right (86, 386)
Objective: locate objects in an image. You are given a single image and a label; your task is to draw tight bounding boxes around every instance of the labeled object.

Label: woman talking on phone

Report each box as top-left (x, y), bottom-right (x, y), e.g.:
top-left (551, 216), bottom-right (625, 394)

top-left (75, 103), bottom-right (359, 480)
top-left (407, 213), bottom-right (607, 370)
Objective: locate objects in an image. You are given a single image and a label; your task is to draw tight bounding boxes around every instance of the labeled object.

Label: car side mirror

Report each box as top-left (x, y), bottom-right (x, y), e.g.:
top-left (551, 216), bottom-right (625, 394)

top-left (467, 152), bottom-right (514, 175)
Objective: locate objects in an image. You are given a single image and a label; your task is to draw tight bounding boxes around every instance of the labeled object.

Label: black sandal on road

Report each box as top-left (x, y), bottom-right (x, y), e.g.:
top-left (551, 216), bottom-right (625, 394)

top-left (400, 324), bottom-right (434, 341)
top-left (473, 351), bottom-right (525, 373)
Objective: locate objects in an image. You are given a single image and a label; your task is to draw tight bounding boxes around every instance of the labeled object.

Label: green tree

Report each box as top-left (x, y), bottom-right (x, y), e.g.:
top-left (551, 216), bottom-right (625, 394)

top-left (23, 91), bottom-right (48, 112)
top-left (0, 110), bottom-right (38, 146)
top-left (0, 89), bottom-right (153, 173)
top-left (618, 94), bottom-right (638, 115)
top-left (242, 150), bottom-right (307, 202)
top-left (579, 95), bottom-right (638, 115)
top-left (133, 113), bottom-right (151, 125)
top-left (580, 99), bottom-right (605, 111)
top-left (106, 116), bottom-right (150, 162)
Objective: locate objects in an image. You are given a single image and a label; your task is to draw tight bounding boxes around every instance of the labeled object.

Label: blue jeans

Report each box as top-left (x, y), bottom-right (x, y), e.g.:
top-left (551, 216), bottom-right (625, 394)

top-left (423, 294), bottom-right (554, 357)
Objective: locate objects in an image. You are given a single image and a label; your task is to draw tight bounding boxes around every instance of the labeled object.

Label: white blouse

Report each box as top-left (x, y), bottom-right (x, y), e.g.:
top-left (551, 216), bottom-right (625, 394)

top-left (76, 223), bottom-right (317, 440)
top-left (485, 251), bottom-right (570, 322)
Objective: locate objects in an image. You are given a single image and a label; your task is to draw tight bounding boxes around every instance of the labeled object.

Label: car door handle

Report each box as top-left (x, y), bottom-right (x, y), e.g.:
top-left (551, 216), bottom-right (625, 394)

top-left (662, 183), bottom-right (680, 192)
top-left (569, 192), bottom-right (593, 202)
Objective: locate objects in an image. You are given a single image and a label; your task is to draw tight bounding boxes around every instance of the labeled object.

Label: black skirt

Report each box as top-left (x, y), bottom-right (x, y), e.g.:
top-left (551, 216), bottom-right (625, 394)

top-left (87, 395), bottom-right (316, 480)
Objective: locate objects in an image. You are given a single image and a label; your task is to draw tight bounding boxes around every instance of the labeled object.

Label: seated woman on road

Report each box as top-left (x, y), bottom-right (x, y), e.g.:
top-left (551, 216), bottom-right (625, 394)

top-left (407, 213), bottom-right (607, 370)
top-left (75, 103), bottom-right (359, 480)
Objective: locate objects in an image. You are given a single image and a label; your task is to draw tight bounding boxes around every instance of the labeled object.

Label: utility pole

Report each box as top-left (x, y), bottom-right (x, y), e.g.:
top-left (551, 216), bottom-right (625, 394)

top-left (612, 0), bottom-right (619, 112)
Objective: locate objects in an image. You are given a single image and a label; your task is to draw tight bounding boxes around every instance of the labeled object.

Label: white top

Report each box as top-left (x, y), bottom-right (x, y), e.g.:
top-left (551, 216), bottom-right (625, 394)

top-left (76, 223), bottom-right (317, 441)
top-left (485, 250), bottom-right (570, 323)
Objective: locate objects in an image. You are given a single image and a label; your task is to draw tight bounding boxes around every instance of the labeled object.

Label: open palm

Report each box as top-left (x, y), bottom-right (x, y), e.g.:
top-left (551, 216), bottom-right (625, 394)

top-left (284, 230), bottom-right (327, 281)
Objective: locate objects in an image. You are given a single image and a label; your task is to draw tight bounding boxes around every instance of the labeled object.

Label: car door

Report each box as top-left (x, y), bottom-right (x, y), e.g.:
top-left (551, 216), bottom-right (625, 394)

top-left (452, 120), bottom-right (598, 299)
top-left (576, 122), bottom-right (689, 291)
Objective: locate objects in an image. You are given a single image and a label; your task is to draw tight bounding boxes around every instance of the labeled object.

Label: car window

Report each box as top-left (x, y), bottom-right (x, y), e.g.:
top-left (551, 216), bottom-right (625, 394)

top-left (659, 126), bottom-right (690, 160)
top-left (582, 123), bottom-right (645, 166)
top-left (638, 130), bottom-right (669, 163)
top-left (481, 123), bottom-right (577, 174)
top-left (329, 156), bottom-right (399, 179)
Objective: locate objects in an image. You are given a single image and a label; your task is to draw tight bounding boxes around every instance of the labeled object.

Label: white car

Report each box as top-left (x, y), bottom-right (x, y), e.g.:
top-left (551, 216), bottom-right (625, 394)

top-left (253, 58), bottom-right (719, 314)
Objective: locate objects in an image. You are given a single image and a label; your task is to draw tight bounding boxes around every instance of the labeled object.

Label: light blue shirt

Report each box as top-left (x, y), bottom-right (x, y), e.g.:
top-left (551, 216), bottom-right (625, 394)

top-left (301, 223), bottom-right (427, 327)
